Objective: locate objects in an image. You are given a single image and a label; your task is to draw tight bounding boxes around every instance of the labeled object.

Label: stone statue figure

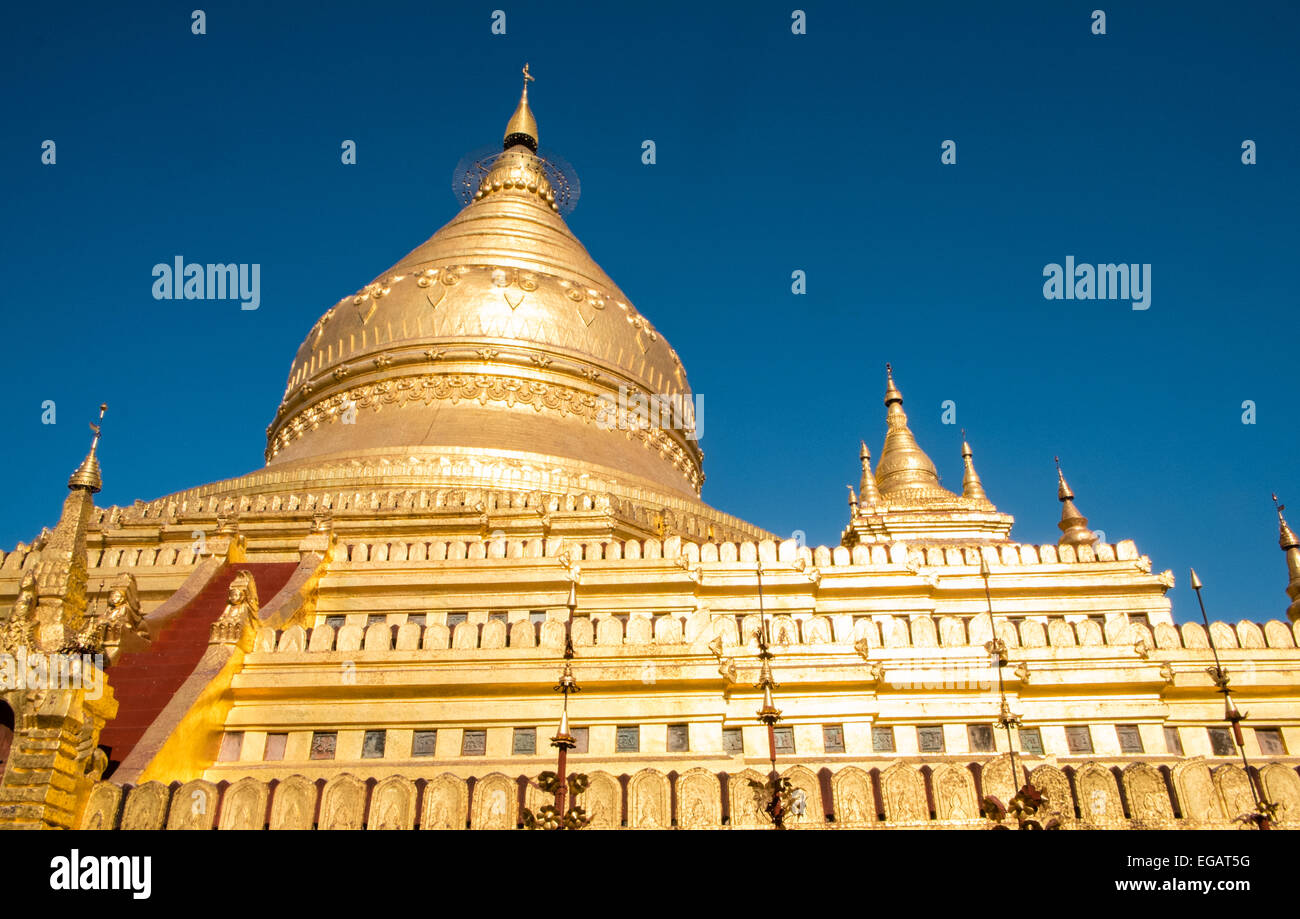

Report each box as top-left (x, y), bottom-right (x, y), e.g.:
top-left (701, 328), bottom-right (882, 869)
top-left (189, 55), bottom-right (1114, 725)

top-left (0, 573), bottom-right (38, 654)
top-left (103, 573), bottom-right (145, 641)
top-left (210, 570), bottom-right (260, 643)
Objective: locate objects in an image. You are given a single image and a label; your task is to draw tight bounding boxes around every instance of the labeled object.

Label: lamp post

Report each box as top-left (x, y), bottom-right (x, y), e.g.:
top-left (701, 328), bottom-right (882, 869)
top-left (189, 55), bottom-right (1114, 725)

top-left (1190, 569), bottom-right (1276, 829)
top-left (980, 555), bottom-right (1021, 790)
top-left (749, 562), bottom-right (800, 829)
top-left (522, 579), bottom-right (590, 830)
top-left (978, 554), bottom-right (1058, 829)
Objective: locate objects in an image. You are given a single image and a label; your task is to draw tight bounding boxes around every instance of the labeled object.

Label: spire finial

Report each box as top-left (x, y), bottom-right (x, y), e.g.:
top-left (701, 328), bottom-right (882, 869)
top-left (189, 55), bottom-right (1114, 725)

top-left (1054, 457), bottom-right (1097, 547)
top-left (884, 362), bottom-right (902, 407)
top-left (504, 63), bottom-right (539, 152)
top-left (68, 403), bottom-right (107, 494)
top-left (1273, 493), bottom-right (1300, 623)
top-left (858, 440), bottom-right (882, 507)
top-left (960, 430), bottom-right (989, 503)
top-left (1054, 455), bottom-right (1074, 501)
top-left (1275, 493), bottom-right (1299, 550)
top-left (874, 365), bottom-right (948, 498)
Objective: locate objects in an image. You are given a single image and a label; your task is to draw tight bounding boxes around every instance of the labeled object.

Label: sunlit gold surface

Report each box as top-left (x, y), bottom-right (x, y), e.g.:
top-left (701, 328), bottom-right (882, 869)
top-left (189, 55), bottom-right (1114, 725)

top-left (1277, 497), bottom-right (1300, 623)
top-left (3, 73), bottom-right (1300, 832)
top-left (874, 365), bottom-right (955, 502)
top-left (1055, 460), bottom-right (1099, 547)
top-left (266, 79), bottom-right (701, 499)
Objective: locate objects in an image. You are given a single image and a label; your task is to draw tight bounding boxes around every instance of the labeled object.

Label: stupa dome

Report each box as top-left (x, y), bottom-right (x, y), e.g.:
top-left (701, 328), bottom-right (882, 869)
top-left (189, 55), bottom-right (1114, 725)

top-left (264, 81), bottom-right (702, 498)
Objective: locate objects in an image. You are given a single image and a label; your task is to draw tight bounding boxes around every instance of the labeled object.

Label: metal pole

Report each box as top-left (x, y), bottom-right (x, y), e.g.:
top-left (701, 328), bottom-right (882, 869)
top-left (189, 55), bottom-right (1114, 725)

top-left (982, 556), bottom-right (1021, 790)
top-left (1191, 570), bottom-right (1270, 822)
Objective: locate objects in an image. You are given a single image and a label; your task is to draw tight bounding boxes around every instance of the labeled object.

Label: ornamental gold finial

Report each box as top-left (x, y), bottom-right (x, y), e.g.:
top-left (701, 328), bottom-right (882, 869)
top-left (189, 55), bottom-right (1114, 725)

top-left (960, 429), bottom-right (989, 503)
top-left (504, 62), bottom-right (539, 152)
top-left (1275, 493), bottom-right (1299, 550)
top-left (858, 440), bottom-right (882, 507)
top-left (1054, 457), bottom-right (1098, 547)
top-left (1054, 456), bottom-right (1073, 501)
top-left (884, 363), bottom-right (902, 407)
top-left (1273, 494), bottom-right (1300, 623)
top-left (68, 403), bottom-right (107, 494)
top-left (875, 364), bottom-right (946, 498)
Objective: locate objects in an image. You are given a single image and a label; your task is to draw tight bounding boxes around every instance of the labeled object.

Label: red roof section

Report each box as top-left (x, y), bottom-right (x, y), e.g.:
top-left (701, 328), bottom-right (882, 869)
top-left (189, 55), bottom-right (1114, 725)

top-left (98, 561), bottom-right (299, 775)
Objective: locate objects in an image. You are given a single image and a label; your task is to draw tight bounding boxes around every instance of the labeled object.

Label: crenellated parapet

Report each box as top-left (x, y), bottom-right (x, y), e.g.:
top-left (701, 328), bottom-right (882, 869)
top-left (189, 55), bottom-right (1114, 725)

top-left (246, 602), bottom-right (1298, 656)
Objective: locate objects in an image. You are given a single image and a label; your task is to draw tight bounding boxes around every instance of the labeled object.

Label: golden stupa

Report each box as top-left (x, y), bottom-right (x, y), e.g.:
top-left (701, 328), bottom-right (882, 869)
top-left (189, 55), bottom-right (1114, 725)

top-left (1, 71), bottom-right (1299, 831)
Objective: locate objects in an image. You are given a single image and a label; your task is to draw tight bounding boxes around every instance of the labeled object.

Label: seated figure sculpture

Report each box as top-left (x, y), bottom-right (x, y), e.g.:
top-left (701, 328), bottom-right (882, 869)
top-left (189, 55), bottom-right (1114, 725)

top-left (210, 570), bottom-right (260, 644)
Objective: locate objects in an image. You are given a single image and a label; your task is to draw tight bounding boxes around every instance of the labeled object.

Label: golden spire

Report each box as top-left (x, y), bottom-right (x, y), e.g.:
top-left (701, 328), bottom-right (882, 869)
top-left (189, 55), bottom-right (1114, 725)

top-left (960, 430), bottom-right (989, 503)
top-left (1273, 494), bottom-right (1300, 623)
top-left (847, 484), bottom-right (858, 517)
top-left (858, 440), bottom-right (882, 506)
top-left (874, 364), bottom-right (947, 498)
top-left (503, 62), bottom-right (539, 152)
top-left (1277, 494), bottom-right (1299, 550)
top-left (67, 403), bottom-right (107, 494)
top-left (27, 403), bottom-right (107, 650)
top-left (1055, 457), bottom-right (1097, 547)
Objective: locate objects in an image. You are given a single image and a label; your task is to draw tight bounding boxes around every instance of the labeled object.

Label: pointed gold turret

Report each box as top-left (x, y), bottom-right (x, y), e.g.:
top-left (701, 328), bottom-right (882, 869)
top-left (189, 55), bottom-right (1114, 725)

top-left (29, 404), bottom-right (108, 649)
top-left (858, 440), bottom-right (882, 507)
top-left (1274, 494), bottom-right (1300, 623)
top-left (847, 484), bottom-right (859, 517)
top-left (1055, 457), bottom-right (1098, 547)
top-left (960, 430), bottom-right (989, 503)
top-left (68, 403), bottom-right (107, 493)
top-left (874, 364), bottom-right (951, 500)
top-left (503, 62), bottom-right (539, 152)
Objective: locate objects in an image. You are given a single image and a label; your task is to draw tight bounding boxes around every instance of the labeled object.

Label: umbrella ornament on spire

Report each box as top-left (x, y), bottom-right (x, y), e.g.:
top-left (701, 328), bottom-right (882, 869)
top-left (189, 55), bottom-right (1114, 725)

top-left (452, 64), bottom-right (582, 214)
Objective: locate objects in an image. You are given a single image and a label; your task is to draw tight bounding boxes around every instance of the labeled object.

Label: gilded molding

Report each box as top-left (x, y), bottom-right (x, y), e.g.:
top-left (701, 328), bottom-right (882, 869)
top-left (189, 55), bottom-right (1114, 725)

top-left (266, 370), bottom-right (704, 492)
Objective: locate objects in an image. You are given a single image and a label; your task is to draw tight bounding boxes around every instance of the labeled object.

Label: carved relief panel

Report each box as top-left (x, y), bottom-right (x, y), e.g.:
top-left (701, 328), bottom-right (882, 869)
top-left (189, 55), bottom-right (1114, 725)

top-left (471, 773), bottom-right (517, 830)
top-left (675, 768), bottom-right (721, 829)
top-left (879, 763), bottom-right (928, 824)
top-left (628, 769), bottom-right (670, 829)
top-left (832, 766), bottom-right (875, 826)
top-left (931, 764), bottom-right (977, 821)
top-left (320, 774), bottom-right (366, 830)
top-left (219, 777), bottom-right (270, 830)
top-left (1122, 763), bottom-right (1173, 825)
top-left (166, 779), bottom-right (218, 830)
top-left (269, 775), bottom-right (319, 830)
top-left (368, 776), bottom-right (415, 829)
top-left (420, 774), bottom-right (468, 830)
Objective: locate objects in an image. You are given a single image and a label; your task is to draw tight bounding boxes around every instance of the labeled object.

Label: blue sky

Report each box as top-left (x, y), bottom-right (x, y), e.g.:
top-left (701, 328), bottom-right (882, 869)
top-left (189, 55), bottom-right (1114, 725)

top-left (1, 1), bottom-right (1295, 624)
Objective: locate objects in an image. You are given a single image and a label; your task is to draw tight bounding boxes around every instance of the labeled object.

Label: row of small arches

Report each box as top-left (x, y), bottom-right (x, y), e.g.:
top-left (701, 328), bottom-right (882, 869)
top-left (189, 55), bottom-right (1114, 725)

top-left (80, 757), bottom-right (1300, 829)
